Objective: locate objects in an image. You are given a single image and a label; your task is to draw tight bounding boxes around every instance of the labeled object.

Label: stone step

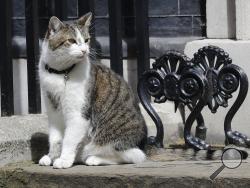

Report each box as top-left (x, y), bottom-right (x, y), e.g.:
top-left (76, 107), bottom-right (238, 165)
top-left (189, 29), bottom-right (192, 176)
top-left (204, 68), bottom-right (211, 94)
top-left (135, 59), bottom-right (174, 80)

top-left (1, 154), bottom-right (250, 188)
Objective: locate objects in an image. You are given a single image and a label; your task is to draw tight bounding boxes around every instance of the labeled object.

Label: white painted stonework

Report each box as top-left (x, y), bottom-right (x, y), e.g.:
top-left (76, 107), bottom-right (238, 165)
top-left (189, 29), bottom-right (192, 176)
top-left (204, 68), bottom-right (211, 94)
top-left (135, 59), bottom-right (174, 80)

top-left (206, 0), bottom-right (236, 39)
top-left (139, 102), bottom-right (184, 146)
top-left (184, 39), bottom-right (250, 144)
top-left (236, 0), bottom-right (250, 40)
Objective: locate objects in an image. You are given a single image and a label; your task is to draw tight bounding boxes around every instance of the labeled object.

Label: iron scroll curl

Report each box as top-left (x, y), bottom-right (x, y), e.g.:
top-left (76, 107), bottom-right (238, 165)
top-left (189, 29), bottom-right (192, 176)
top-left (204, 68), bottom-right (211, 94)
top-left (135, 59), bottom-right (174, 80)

top-left (218, 64), bottom-right (250, 147)
top-left (137, 69), bottom-right (165, 148)
top-left (181, 70), bottom-right (210, 150)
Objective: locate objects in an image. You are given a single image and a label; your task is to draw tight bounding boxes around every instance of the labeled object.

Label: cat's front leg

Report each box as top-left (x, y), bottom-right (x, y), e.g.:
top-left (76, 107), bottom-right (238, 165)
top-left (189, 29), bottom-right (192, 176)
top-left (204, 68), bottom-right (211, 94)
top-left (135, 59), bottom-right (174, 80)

top-left (53, 115), bottom-right (89, 169)
top-left (39, 113), bottom-right (64, 166)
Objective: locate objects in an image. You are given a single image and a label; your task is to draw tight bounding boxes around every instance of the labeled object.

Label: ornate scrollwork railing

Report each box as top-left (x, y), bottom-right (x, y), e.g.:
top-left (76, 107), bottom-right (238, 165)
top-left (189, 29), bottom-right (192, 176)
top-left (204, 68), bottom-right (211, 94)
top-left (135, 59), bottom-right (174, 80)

top-left (138, 46), bottom-right (250, 150)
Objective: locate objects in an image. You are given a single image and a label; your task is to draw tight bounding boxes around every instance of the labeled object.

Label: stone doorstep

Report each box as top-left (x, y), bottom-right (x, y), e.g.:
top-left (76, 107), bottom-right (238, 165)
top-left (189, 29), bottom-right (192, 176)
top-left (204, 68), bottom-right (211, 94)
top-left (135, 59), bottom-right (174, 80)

top-left (1, 113), bottom-right (250, 187)
top-left (1, 153), bottom-right (250, 188)
top-left (0, 114), bottom-right (48, 167)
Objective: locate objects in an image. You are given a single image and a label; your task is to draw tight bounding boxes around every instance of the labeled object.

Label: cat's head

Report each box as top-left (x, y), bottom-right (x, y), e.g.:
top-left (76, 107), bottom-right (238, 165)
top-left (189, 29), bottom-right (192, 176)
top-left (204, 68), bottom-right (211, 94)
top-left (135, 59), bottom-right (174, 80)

top-left (41, 12), bottom-right (92, 70)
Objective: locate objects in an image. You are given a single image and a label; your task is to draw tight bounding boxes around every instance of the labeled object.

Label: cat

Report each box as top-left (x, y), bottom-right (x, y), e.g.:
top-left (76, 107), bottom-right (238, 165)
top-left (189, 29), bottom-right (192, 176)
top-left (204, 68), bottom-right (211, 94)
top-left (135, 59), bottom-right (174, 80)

top-left (38, 12), bottom-right (148, 169)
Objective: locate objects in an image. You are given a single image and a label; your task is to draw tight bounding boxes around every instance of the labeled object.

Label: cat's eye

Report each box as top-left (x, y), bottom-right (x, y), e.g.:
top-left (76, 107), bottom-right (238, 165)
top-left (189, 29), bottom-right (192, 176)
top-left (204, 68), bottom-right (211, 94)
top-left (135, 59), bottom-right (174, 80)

top-left (85, 38), bottom-right (90, 43)
top-left (67, 39), bottom-right (77, 44)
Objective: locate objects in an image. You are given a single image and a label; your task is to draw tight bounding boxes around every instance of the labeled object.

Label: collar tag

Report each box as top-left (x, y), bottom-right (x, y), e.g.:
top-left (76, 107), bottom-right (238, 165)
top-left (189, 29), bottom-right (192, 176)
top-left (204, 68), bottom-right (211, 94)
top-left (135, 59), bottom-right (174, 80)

top-left (64, 74), bottom-right (69, 82)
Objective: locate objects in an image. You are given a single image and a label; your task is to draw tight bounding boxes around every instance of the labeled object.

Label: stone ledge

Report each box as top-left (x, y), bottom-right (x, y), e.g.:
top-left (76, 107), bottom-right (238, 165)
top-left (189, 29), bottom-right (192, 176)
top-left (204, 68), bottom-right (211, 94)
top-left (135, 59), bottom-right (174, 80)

top-left (0, 115), bottom-right (48, 167)
top-left (1, 156), bottom-right (250, 188)
top-left (1, 113), bottom-right (249, 187)
top-left (0, 114), bottom-right (47, 143)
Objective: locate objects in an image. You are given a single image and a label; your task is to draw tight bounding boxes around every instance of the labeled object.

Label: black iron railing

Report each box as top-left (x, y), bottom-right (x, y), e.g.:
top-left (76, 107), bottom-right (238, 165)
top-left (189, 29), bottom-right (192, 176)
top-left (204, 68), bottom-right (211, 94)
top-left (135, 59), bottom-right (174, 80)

top-left (0, 0), bottom-right (13, 116)
top-left (138, 46), bottom-right (250, 150)
top-left (25, 0), bottom-right (41, 114)
top-left (0, 0), bottom-right (150, 116)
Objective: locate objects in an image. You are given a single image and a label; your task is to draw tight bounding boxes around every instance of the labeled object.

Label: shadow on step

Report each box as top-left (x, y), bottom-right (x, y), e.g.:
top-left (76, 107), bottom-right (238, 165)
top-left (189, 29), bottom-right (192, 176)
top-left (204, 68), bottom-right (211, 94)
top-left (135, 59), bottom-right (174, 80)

top-left (30, 133), bottom-right (49, 163)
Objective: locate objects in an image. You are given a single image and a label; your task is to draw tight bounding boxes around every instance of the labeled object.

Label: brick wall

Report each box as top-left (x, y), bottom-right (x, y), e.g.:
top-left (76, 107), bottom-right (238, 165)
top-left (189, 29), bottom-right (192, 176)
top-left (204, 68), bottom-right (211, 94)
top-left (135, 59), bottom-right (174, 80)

top-left (149, 0), bottom-right (206, 37)
top-left (12, 0), bottom-right (206, 38)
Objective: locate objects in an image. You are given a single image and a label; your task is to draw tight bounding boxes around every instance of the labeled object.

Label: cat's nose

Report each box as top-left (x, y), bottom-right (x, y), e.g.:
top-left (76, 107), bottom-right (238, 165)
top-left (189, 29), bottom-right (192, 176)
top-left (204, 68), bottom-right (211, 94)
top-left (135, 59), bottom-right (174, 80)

top-left (79, 45), bottom-right (87, 54)
top-left (81, 49), bottom-right (87, 55)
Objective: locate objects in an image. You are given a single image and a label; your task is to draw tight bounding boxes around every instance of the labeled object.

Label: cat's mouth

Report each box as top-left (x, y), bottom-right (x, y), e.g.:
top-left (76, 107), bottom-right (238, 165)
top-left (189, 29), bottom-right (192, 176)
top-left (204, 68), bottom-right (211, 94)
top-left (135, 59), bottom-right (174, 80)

top-left (76, 54), bottom-right (85, 58)
top-left (77, 51), bottom-right (89, 58)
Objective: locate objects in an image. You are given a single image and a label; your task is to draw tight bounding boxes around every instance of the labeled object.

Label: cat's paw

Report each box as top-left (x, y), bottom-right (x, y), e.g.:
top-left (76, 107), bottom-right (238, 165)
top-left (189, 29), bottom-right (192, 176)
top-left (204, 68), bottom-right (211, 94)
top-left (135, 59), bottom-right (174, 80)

top-left (39, 155), bottom-right (52, 166)
top-left (53, 158), bottom-right (73, 169)
top-left (85, 156), bottom-right (102, 166)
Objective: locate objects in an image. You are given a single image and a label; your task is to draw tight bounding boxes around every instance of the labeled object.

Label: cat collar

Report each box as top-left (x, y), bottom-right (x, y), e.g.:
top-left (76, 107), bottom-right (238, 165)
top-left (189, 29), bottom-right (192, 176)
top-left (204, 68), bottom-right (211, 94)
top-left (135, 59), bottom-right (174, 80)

top-left (45, 64), bottom-right (76, 82)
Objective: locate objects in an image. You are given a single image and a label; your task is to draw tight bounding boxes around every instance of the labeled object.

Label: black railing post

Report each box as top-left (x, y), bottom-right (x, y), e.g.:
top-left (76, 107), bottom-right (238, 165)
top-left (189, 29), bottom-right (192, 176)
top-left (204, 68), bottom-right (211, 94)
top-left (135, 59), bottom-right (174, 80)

top-left (0, 0), bottom-right (14, 116)
top-left (108, 0), bottom-right (123, 76)
top-left (78, 0), bottom-right (96, 49)
top-left (78, 0), bottom-right (95, 18)
top-left (50, 0), bottom-right (68, 20)
top-left (25, 0), bottom-right (41, 113)
top-left (135, 0), bottom-right (150, 78)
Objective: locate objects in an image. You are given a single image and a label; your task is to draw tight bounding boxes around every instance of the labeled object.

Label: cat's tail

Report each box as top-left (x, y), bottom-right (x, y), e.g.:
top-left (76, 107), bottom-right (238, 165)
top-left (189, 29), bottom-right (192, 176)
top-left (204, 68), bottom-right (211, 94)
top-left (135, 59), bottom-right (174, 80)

top-left (119, 148), bottom-right (146, 164)
top-left (78, 142), bottom-right (147, 165)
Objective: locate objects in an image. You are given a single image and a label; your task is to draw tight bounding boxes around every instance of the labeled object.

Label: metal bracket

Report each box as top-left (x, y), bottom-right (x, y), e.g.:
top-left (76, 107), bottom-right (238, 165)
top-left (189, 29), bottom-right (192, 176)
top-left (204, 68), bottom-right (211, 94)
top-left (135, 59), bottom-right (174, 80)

top-left (138, 46), bottom-right (250, 150)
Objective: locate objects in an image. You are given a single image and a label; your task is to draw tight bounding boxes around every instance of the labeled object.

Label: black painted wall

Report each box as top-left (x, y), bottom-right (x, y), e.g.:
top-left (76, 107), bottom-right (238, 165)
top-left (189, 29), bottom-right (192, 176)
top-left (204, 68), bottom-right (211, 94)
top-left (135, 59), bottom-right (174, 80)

top-left (12, 0), bottom-right (206, 38)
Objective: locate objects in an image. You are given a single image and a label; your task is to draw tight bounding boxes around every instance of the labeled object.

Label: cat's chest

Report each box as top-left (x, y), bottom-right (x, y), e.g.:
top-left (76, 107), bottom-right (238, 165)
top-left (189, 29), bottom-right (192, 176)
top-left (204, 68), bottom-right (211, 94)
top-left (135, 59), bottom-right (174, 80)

top-left (42, 73), bottom-right (64, 93)
top-left (41, 71), bottom-right (88, 110)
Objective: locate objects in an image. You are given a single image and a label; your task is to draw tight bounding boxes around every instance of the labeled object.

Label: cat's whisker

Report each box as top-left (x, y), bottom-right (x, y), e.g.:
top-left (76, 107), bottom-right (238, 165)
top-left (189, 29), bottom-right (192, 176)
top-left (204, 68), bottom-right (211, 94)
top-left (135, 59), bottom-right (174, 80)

top-left (90, 49), bottom-right (97, 53)
top-left (89, 32), bottom-right (95, 36)
top-left (88, 24), bottom-right (96, 32)
top-left (88, 54), bottom-right (97, 60)
top-left (89, 51), bottom-right (101, 58)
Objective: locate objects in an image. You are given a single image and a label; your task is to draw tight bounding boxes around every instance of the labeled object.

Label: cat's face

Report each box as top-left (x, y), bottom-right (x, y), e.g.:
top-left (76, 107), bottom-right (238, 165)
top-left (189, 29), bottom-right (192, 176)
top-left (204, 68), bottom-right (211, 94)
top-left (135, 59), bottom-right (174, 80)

top-left (42, 12), bottom-right (92, 70)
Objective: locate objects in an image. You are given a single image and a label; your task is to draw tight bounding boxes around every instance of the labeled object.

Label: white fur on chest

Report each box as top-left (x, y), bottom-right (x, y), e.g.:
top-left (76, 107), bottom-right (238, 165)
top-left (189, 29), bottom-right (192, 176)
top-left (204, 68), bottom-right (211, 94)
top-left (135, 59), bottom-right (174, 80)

top-left (40, 61), bottom-right (90, 115)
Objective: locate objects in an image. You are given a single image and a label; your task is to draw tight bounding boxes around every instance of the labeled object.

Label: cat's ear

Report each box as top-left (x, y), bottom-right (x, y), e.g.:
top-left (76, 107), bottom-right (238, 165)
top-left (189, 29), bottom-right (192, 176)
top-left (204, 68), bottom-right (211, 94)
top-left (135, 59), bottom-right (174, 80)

top-left (48, 16), bottom-right (64, 34)
top-left (78, 12), bottom-right (92, 27)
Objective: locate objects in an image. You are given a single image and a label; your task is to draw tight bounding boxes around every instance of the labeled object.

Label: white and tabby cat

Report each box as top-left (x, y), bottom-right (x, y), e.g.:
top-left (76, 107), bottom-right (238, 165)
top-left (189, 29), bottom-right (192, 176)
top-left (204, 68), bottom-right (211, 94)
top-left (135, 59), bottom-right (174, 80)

top-left (38, 12), bottom-right (147, 169)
